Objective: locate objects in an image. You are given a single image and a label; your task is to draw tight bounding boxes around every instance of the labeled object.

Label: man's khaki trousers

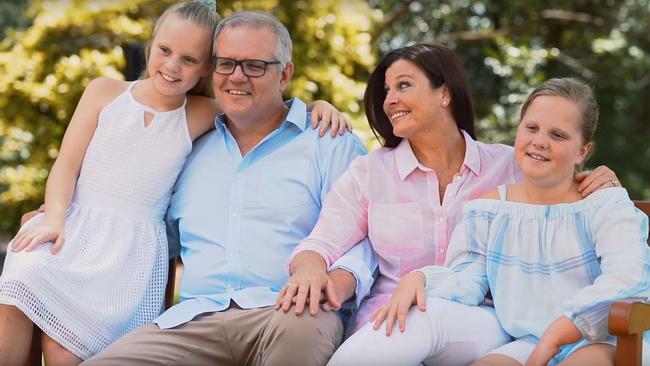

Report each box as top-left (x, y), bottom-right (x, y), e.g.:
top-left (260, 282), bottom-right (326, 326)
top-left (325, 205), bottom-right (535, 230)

top-left (82, 304), bottom-right (343, 366)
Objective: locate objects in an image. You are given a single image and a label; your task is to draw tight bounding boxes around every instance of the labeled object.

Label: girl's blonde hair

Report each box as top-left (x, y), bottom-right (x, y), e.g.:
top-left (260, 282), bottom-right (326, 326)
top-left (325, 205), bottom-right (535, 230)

top-left (140, 1), bottom-right (220, 98)
top-left (520, 77), bottom-right (599, 162)
top-left (519, 78), bottom-right (598, 144)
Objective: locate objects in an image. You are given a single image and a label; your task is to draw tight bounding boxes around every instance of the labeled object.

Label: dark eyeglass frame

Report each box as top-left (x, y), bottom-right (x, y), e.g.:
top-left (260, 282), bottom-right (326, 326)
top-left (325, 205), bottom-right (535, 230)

top-left (212, 56), bottom-right (282, 78)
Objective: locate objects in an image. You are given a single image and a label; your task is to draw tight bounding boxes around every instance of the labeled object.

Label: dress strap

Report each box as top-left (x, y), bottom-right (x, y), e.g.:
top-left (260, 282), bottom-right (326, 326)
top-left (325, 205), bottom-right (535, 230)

top-left (497, 185), bottom-right (507, 201)
top-left (127, 80), bottom-right (138, 92)
top-left (179, 94), bottom-right (188, 110)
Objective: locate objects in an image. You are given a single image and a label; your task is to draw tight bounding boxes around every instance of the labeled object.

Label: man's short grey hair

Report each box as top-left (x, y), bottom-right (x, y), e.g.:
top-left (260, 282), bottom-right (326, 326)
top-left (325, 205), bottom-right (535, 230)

top-left (214, 10), bottom-right (292, 67)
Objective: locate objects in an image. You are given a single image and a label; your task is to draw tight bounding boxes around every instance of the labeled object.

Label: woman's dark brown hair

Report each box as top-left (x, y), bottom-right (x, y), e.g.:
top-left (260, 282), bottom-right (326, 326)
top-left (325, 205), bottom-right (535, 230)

top-left (364, 43), bottom-right (475, 147)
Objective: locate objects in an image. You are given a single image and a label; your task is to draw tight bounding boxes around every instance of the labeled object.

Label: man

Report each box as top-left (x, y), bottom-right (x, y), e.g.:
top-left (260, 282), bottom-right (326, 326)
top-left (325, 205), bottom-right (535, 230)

top-left (83, 10), bottom-right (374, 366)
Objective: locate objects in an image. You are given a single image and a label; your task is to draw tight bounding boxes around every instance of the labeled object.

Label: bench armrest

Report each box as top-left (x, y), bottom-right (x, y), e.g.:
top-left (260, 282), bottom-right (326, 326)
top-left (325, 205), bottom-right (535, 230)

top-left (609, 299), bottom-right (650, 366)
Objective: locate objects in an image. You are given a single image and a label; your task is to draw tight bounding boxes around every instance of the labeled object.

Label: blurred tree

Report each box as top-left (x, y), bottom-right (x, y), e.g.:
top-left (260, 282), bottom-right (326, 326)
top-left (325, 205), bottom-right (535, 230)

top-left (0, 0), bottom-right (377, 235)
top-left (1, 0), bottom-right (649, 238)
top-left (368, 0), bottom-right (650, 199)
top-left (216, 0), bottom-right (379, 142)
top-left (0, 0), bottom-right (30, 38)
top-left (0, 0), bottom-right (177, 234)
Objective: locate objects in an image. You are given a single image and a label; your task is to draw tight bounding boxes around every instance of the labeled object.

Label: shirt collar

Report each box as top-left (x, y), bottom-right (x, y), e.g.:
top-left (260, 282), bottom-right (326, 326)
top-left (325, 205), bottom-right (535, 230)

top-left (214, 97), bottom-right (308, 132)
top-left (395, 139), bottom-right (422, 181)
top-left (395, 129), bottom-right (481, 181)
top-left (461, 129), bottom-right (481, 176)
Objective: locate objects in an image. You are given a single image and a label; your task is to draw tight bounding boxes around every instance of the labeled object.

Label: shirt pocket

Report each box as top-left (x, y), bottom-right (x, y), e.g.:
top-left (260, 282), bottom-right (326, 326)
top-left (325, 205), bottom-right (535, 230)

top-left (254, 160), bottom-right (315, 208)
top-left (369, 202), bottom-right (424, 255)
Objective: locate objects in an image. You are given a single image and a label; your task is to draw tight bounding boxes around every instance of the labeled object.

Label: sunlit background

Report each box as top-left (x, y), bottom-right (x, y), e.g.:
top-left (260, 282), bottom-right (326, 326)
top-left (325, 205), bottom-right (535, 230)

top-left (1, 0), bottom-right (649, 256)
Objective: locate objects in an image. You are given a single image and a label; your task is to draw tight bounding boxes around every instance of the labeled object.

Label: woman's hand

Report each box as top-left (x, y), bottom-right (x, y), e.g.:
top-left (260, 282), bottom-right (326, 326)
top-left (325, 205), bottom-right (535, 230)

top-left (11, 218), bottom-right (65, 254)
top-left (576, 165), bottom-right (621, 197)
top-left (274, 268), bottom-right (335, 316)
top-left (275, 251), bottom-right (335, 316)
top-left (369, 271), bottom-right (427, 336)
top-left (309, 100), bottom-right (353, 137)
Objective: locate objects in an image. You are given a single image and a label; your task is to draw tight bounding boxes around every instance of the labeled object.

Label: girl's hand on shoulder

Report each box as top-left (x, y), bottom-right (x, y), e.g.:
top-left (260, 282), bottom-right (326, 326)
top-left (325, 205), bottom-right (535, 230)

top-left (11, 220), bottom-right (65, 254)
top-left (308, 100), bottom-right (353, 137)
top-left (369, 271), bottom-right (426, 336)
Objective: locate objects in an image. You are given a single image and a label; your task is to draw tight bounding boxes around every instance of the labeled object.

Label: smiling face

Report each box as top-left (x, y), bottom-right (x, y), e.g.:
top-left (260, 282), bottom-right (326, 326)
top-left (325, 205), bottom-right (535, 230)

top-left (146, 14), bottom-right (213, 99)
top-left (382, 59), bottom-right (450, 141)
top-left (515, 95), bottom-right (592, 187)
top-left (212, 24), bottom-right (293, 125)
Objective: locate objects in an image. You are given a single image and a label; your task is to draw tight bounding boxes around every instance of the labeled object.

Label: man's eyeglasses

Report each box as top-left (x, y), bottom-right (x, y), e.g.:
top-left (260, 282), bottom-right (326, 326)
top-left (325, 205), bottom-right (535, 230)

top-left (212, 56), bottom-right (282, 78)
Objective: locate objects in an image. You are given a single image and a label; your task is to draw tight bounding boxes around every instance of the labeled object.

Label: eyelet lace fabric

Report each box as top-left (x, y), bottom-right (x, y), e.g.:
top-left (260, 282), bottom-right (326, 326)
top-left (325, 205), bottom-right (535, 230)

top-left (0, 82), bottom-right (192, 359)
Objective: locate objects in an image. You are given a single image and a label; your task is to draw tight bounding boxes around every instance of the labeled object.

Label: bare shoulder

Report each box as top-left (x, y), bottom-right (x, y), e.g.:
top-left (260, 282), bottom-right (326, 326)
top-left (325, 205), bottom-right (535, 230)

top-left (186, 95), bottom-right (220, 140)
top-left (83, 77), bottom-right (129, 106)
top-left (187, 94), bottom-right (219, 113)
top-left (478, 187), bottom-right (501, 200)
top-left (87, 76), bottom-right (126, 89)
top-left (62, 77), bottom-right (128, 136)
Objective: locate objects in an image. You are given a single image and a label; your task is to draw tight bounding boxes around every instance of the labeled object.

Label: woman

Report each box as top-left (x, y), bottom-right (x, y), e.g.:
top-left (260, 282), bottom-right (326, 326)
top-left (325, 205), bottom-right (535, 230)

top-left (369, 77), bottom-right (650, 366)
top-left (278, 43), bottom-right (620, 365)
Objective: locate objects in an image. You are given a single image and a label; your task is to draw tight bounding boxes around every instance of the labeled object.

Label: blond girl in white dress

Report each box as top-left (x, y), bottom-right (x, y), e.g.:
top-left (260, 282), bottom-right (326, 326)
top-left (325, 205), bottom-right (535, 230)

top-left (0, 2), bottom-right (349, 365)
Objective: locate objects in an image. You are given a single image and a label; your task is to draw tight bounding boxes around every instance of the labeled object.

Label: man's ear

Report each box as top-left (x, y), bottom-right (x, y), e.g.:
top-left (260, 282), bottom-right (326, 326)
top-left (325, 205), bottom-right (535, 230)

top-left (279, 62), bottom-right (294, 92)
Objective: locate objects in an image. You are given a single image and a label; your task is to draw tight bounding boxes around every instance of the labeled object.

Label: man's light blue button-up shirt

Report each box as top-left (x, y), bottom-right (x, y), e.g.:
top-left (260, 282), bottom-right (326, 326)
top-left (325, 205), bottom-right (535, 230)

top-left (155, 98), bottom-right (376, 329)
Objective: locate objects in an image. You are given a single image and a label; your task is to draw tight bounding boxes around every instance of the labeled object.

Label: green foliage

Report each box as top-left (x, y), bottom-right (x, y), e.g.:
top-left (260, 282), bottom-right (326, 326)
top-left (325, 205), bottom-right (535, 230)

top-left (216, 0), bottom-right (380, 143)
top-left (0, 0), bottom-right (378, 235)
top-left (0, 0), bottom-right (177, 234)
top-left (1, 0), bottom-right (649, 237)
top-left (370, 0), bottom-right (650, 198)
top-left (0, 0), bottom-right (30, 38)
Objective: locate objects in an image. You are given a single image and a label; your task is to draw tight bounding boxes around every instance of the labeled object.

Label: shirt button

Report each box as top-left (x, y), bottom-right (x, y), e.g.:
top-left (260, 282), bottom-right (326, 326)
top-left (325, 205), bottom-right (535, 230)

top-left (236, 173), bottom-right (243, 178)
top-left (438, 217), bottom-right (445, 222)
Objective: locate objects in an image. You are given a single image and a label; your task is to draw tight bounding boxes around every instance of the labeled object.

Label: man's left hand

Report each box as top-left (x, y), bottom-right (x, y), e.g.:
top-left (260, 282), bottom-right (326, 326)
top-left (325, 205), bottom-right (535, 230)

top-left (319, 268), bottom-right (356, 312)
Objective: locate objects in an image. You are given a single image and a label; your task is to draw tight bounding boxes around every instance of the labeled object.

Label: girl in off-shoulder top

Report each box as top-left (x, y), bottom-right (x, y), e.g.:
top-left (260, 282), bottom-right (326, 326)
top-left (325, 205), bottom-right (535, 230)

top-left (363, 78), bottom-right (650, 366)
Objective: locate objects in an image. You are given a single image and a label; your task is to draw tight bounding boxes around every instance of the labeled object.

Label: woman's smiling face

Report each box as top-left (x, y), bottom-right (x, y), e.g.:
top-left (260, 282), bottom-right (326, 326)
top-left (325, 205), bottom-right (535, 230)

top-left (382, 59), bottom-right (449, 140)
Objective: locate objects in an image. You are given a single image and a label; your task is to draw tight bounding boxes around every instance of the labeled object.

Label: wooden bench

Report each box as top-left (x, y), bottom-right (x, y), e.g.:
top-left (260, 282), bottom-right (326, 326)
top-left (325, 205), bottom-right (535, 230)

top-left (609, 200), bottom-right (650, 366)
top-left (25, 202), bottom-right (650, 365)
